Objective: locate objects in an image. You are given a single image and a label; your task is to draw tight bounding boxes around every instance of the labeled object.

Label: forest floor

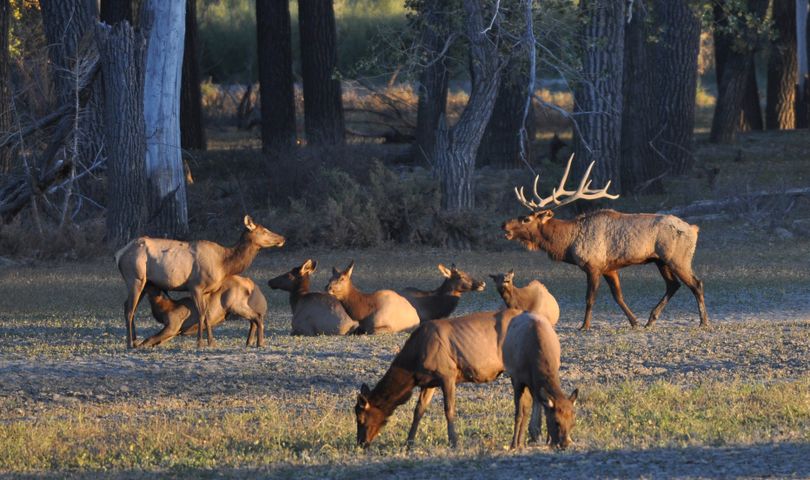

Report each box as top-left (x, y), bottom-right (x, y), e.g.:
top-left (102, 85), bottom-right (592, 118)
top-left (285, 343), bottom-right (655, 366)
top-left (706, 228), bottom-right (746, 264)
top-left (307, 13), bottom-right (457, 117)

top-left (2, 127), bottom-right (810, 478)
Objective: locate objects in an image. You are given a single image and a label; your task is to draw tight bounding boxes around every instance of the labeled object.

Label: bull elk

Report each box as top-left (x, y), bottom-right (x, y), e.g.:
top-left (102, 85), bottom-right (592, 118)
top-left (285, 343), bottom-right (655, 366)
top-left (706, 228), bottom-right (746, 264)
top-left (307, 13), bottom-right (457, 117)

top-left (503, 155), bottom-right (708, 330)
top-left (401, 264), bottom-right (486, 322)
top-left (325, 261), bottom-right (419, 334)
top-left (354, 309), bottom-right (577, 450)
top-left (490, 269), bottom-right (559, 326)
top-left (267, 259), bottom-right (359, 335)
top-left (138, 275), bottom-right (267, 348)
top-left (115, 215), bottom-right (285, 348)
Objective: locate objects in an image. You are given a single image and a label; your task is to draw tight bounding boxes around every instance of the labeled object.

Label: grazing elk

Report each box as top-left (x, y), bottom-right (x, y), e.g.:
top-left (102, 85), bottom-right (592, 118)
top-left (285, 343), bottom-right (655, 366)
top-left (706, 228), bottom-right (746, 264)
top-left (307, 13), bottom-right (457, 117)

top-left (489, 269), bottom-right (559, 326)
top-left (267, 259), bottom-right (359, 335)
top-left (138, 275), bottom-right (267, 348)
top-left (115, 215), bottom-right (285, 348)
top-left (354, 309), bottom-right (578, 450)
top-left (325, 261), bottom-right (419, 334)
top-left (401, 264), bottom-right (486, 322)
top-left (503, 155), bottom-right (708, 330)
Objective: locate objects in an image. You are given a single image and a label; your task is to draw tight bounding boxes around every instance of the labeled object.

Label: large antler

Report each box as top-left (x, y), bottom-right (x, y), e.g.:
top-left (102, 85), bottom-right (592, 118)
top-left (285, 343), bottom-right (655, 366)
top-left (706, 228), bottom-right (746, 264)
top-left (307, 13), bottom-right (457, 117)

top-left (514, 154), bottom-right (620, 211)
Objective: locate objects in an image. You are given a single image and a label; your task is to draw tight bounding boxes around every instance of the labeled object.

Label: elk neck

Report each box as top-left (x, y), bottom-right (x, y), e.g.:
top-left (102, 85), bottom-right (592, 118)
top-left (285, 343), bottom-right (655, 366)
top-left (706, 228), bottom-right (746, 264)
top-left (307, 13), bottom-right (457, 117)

top-left (534, 218), bottom-right (579, 262)
top-left (289, 275), bottom-right (311, 310)
top-left (368, 365), bottom-right (417, 418)
top-left (499, 283), bottom-right (518, 307)
top-left (341, 283), bottom-right (376, 321)
top-left (435, 279), bottom-right (463, 297)
top-left (147, 290), bottom-right (177, 319)
top-left (223, 232), bottom-right (262, 275)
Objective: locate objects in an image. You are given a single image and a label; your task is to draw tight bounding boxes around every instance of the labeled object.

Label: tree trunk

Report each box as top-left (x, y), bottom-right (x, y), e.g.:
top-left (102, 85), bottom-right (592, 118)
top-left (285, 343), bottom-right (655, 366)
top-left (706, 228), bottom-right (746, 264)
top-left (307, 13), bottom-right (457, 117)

top-left (142, 0), bottom-right (188, 237)
top-left (414, 0), bottom-right (449, 164)
top-left (0, 0), bottom-right (11, 174)
top-left (96, 21), bottom-right (146, 247)
top-left (298, 0), bottom-right (344, 146)
top-left (573, 0), bottom-right (625, 191)
top-left (433, 0), bottom-right (502, 212)
top-left (479, 52), bottom-right (533, 169)
top-left (797, 2), bottom-right (809, 128)
top-left (766, 0), bottom-right (797, 129)
top-left (100, 0), bottom-right (132, 25)
top-left (739, 59), bottom-right (764, 131)
top-left (710, 0), bottom-right (769, 143)
top-left (257, 0), bottom-right (296, 153)
top-left (180, 0), bottom-right (206, 151)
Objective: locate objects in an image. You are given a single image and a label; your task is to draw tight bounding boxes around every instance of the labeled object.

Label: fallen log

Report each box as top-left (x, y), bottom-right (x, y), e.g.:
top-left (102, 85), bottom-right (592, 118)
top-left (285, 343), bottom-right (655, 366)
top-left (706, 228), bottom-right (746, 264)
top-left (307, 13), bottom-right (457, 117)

top-left (658, 187), bottom-right (810, 220)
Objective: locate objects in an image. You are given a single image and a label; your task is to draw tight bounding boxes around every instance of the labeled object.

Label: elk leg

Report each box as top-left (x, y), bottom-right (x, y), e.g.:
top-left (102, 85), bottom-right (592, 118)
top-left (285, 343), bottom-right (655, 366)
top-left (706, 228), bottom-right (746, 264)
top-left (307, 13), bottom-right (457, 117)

top-left (190, 289), bottom-right (211, 348)
top-left (123, 279), bottom-right (146, 349)
top-left (528, 398), bottom-right (543, 444)
top-left (406, 387), bottom-right (436, 448)
top-left (580, 270), bottom-right (601, 331)
top-left (603, 271), bottom-right (638, 327)
top-left (670, 264), bottom-right (709, 327)
top-left (440, 379), bottom-right (458, 448)
top-left (137, 321), bottom-right (182, 348)
top-left (647, 261), bottom-right (681, 327)
top-left (510, 382), bottom-right (533, 449)
top-left (255, 315), bottom-right (265, 347)
top-left (246, 322), bottom-right (256, 347)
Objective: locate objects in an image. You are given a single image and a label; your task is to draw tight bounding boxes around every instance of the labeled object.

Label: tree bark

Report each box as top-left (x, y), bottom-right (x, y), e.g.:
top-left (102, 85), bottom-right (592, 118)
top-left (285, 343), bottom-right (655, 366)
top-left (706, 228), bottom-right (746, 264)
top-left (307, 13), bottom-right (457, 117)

top-left (797, 2), bottom-right (809, 128)
top-left (414, 0), bottom-right (450, 164)
top-left (766, 0), bottom-right (797, 130)
top-left (433, 0), bottom-right (502, 212)
top-left (96, 21), bottom-right (146, 247)
top-left (180, 0), bottom-right (206, 151)
top-left (298, 0), bottom-right (344, 146)
top-left (0, 0), bottom-right (11, 174)
top-left (142, 0), bottom-right (188, 237)
top-left (257, 0), bottom-right (296, 153)
top-left (100, 0), bottom-right (132, 25)
top-left (573, 0), bottom-right (625, 191)
top-left (740, 59), bottom-right (764, 131)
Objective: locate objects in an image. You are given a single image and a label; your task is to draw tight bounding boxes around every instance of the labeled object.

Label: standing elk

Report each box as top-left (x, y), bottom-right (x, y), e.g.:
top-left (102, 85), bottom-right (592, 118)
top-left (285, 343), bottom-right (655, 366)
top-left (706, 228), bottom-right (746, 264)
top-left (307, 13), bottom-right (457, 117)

top-left (325, 261), bottom-right (420, 334)
top-left (489, 269), bottom-right (559, 326)
top-left (401, 264), bottom-right (486, 322)
top-left (138, 275), bottom-right (267, 348)
top-left (502, 155), bottom-right (708, 330)
top-left (354, 309), bottom-right (577, 450)
top-left (267, 259), bottom-right (359, 335)
top-left (115, 215), bottom-right (285, 348)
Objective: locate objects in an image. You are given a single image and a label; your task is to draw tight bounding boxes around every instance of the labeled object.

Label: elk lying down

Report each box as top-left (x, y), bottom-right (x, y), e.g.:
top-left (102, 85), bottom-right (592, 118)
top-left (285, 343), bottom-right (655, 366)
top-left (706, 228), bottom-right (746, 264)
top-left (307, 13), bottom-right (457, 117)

top-left (115, 215), bottom-right (285, 348)
top-left (326, 261), bottom-right (419, 334)
top-left (138, 275), bottom-right (267, 348)
top-left (504, 154), bottom-right (708, 330)
top-left (354, 309), bottom-right (578, 449)
top-left (490, 269), bottom-right (559, 326)
top-left (267, 259), bottom-right (359, 335)
top-left (401, 264), bottom-right (486, 322)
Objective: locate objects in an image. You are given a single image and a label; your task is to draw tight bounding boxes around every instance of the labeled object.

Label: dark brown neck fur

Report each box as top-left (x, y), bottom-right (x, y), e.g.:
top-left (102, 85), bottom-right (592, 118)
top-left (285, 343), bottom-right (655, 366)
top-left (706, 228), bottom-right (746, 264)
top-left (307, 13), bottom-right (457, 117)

top-left (289, 276), bottom-right (311, 310)
top-left (223, 231), bottom-right (261, 275)
top-left (341, 283), bottom-right (377, 321)
top-left (369, 366), bottom-right (417, 417)
top-left (533, 219), bottom-right (579, 263)
top-left (435, 279), bottom-right (462, 297)
top-left (500, 283), bottom-right (532, 310)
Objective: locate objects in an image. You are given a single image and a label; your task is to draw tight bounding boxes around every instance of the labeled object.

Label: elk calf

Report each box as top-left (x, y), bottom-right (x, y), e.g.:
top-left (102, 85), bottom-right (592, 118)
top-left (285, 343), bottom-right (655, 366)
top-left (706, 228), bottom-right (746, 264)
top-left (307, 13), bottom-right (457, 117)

top-left (268, 259), bottom-right (358, 335)
top-left (354, 309), bottom-right (578, 450)
top-left (326, 261), bottom-right (419, 334)
top-left (503, 154), bottom-right (708, 330)
top-left (490, 270), bottom-right (559, 326)
top-left (138, 275), bottom-right (267, 348)
top-left (401, 264), bottom-right (486, 322)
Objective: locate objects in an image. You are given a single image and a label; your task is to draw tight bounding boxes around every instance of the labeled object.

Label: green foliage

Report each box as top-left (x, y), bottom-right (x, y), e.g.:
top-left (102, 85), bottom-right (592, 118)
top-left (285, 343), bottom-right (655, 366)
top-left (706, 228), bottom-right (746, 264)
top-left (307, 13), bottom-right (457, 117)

top-left (198, 0), bottom-right (257, 82)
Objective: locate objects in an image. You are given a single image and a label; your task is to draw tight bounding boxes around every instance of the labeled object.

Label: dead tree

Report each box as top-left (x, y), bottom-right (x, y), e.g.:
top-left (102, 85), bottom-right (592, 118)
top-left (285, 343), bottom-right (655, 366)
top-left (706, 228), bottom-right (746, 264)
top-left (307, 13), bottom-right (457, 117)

top-left (0, 0), bottom-right (11, 174)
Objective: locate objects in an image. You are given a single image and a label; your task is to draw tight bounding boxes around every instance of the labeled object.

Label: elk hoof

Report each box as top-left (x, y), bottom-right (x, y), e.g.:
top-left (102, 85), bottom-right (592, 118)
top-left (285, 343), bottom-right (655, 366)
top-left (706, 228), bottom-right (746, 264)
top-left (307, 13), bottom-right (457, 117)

top-left (644, 320), bottom-right (656, 328)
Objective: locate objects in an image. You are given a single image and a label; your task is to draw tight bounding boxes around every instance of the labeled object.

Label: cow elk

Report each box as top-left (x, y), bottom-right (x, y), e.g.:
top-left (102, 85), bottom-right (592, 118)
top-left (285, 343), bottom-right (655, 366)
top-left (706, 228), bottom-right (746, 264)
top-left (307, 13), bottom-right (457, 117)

top-left (401, 264), bottom-right (486, 322)
top-left (138, 275), bottom-right (267, 348)
top-left (115, 215), bottom-right (285, 348)
top-left (490, 270), bottom-right (559, 326)
top-left (354, 309), bottom-right (577, 449)
top-left (267, 259), bottom-right (359, 335)
top-left (503, 154), bottom-right (708, 330)
top-left (325, 261), bottom-right (419, 334)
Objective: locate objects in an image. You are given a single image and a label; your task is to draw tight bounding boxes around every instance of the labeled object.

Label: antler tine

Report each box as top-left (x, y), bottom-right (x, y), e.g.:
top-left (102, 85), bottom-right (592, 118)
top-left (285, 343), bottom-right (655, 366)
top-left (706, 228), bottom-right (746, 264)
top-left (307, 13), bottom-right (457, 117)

top-left (552, 158), bottom-right (620, 209)
top-left (514, 175), bottom-right (556, 211)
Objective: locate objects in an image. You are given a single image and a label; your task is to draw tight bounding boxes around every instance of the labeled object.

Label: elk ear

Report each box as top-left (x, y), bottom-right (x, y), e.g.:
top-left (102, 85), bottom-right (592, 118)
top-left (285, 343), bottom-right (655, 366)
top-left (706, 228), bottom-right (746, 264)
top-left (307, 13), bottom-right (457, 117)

top-left (437, 264), bottom-right (452, 278)
top-left (540, 211), bottom-right (554, 224)
top-left (569, 388), bottom-right (579, 405)
top-left (244, 215), bottom-right (256, 231)
top-left (505, 269), bottom-right (514, 282)
top-left (302, 259), bottom-right (316, 275)
top-left (546, 397), bottom-right (555, 409)
top-left (344, 261), bottom-right (355, 277)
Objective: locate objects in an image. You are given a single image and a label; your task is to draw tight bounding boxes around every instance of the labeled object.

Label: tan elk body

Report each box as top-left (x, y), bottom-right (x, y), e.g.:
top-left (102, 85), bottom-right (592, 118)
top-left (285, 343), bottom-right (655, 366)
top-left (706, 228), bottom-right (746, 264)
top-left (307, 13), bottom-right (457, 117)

top-left (115, 215), bottom-right (285, 348)
top-left (268, 259), bottom-right (359, 335)
top-left (503, 155), bottom-right (708, 330)
top-left (401, 264), bottom-right (486, 322)
top-left (138, 275), bottom-right (267, 348)
top-left (354, 309), bottom-right (577, 450)
top-left (326, 261), bottom-right (419, 334)
top-left (490, 270), bottom-right (559, 326)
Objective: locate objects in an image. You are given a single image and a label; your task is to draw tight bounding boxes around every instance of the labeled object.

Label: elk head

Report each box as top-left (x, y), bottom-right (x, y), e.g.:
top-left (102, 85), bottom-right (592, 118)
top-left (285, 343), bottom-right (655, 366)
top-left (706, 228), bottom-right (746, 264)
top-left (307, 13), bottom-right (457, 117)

top-left (325, 261), bottom-right (355, 299)
top-left (243, 215), bottom-right (286, 248)
top-left (502, 155), bottom-right (619, 247)
top-left (543, 388), bottom-right (579, 450)
top-left (438, 263), bottom-right (486, 294)
top-left (488, 269), bottom-right (515, 295)
top-left (267, 259), bottom-right (316, 291)
top-left (355, 383), bottom-right (387, 447)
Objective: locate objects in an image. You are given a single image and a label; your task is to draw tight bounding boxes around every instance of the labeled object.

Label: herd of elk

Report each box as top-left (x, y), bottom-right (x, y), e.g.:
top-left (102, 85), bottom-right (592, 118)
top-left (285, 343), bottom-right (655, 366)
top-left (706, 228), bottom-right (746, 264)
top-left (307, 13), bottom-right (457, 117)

top-left (490, 269), bottom-right (559, 326)
top-left (400, 264), bottom-right (486, 322)
top-left (503, 154), bottom-right (708, 330)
